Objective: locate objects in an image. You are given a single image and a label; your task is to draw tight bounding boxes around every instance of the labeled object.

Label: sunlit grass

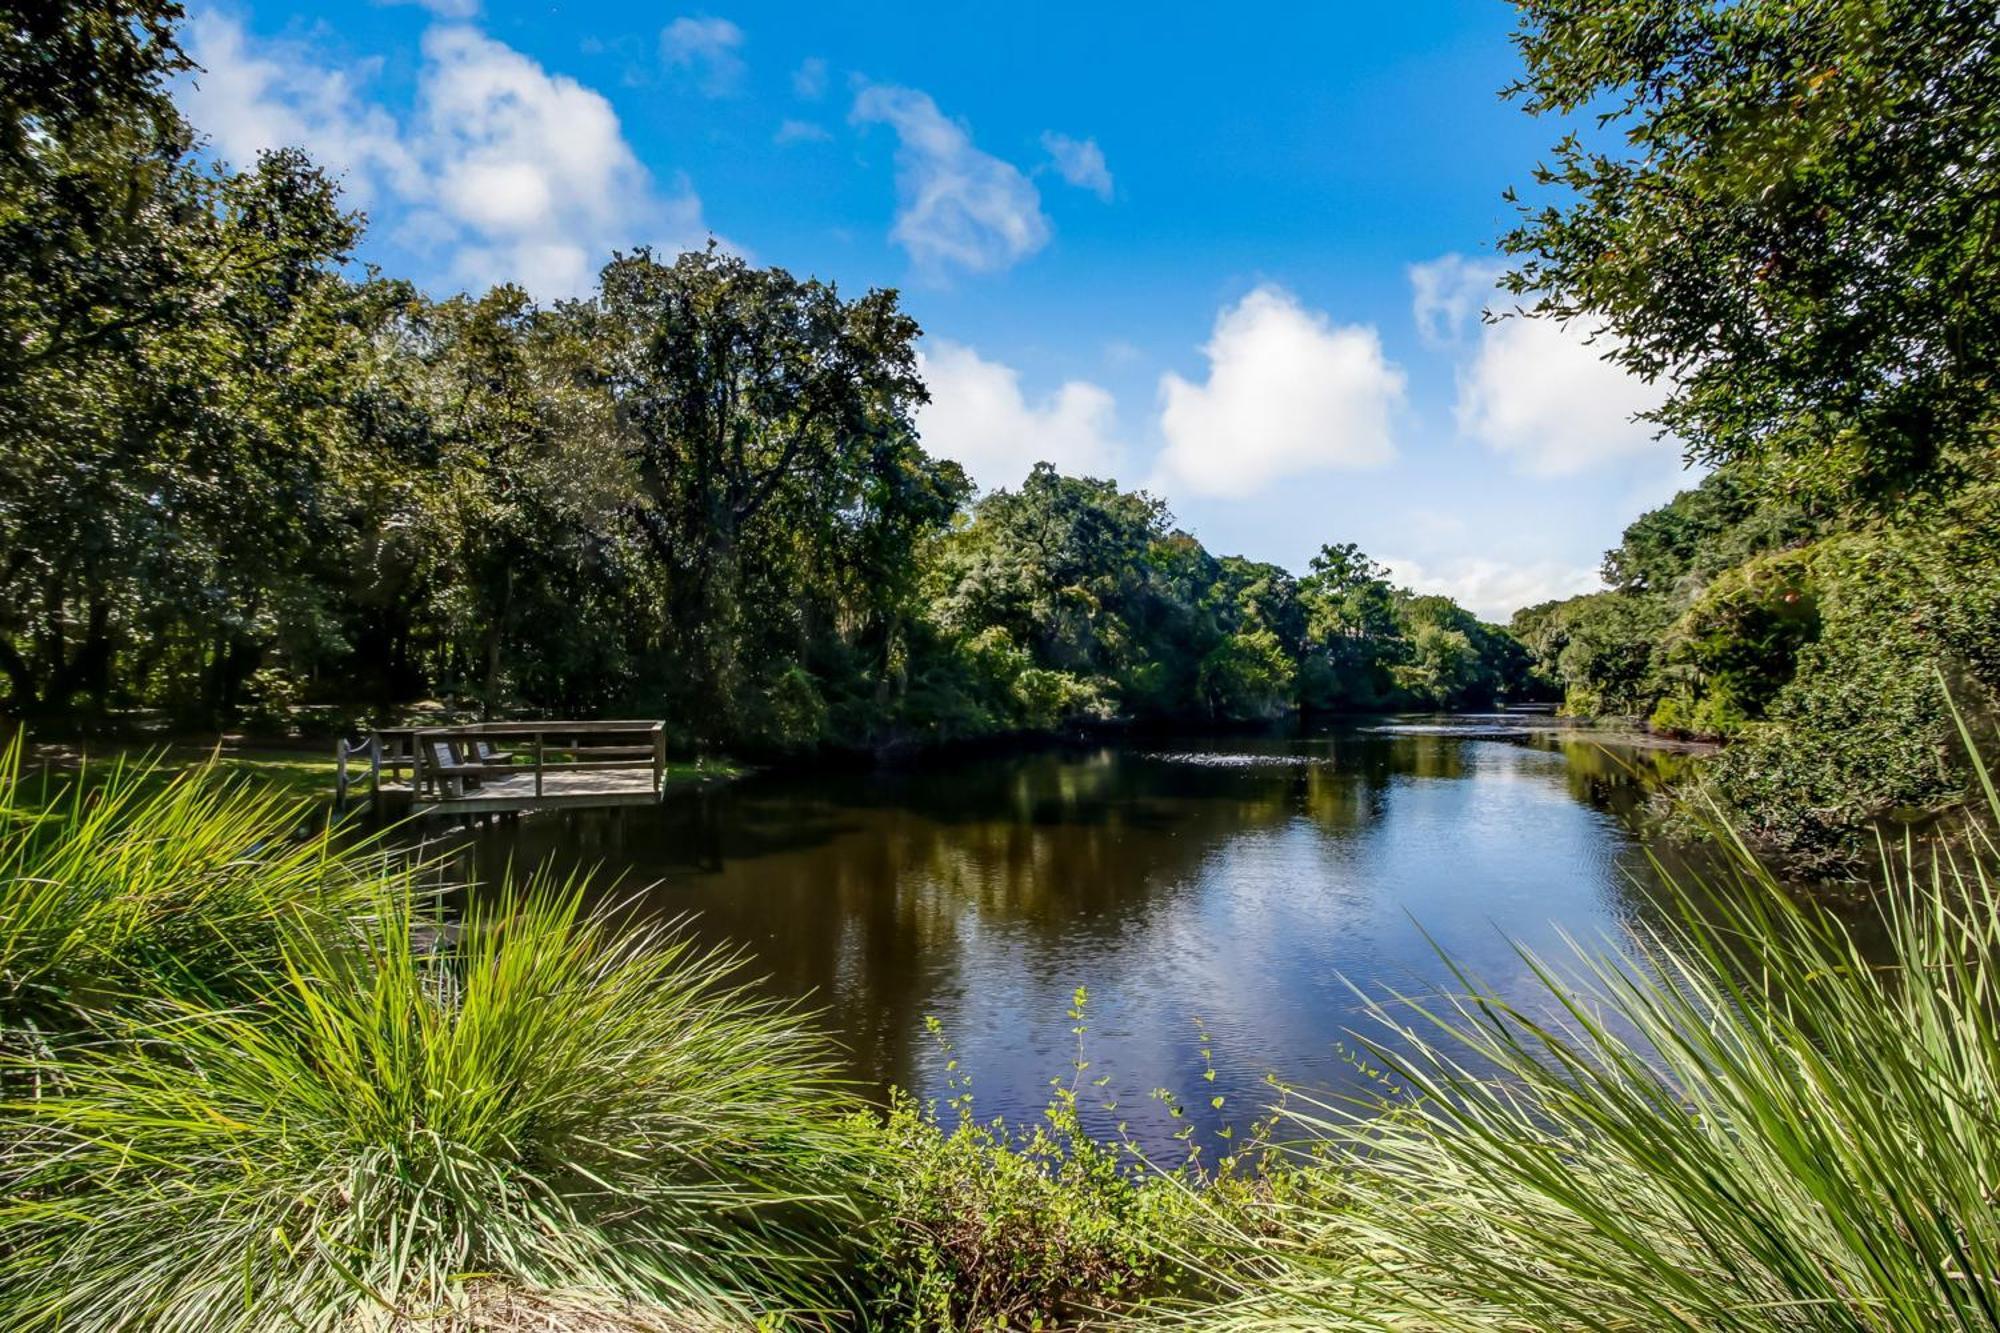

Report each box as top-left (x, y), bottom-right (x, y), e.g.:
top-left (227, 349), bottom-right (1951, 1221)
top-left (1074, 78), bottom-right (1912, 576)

top-left (0, 742), bottom-right (396, 1044)
top-left (2, 875), bottom-right (862, 1331)
top-left (0, 750), bottom-right (860, 1331)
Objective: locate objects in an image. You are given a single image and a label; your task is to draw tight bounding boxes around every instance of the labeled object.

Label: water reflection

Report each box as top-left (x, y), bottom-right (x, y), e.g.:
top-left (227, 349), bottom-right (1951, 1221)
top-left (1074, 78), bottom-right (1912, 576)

top-left (447, 720), bottom-right (1688, 1147)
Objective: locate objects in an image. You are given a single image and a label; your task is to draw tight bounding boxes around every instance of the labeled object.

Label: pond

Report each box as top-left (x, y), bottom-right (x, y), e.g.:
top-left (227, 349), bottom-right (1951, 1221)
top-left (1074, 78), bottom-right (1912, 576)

top-left (444, 716), bottom-right (1699, 1145)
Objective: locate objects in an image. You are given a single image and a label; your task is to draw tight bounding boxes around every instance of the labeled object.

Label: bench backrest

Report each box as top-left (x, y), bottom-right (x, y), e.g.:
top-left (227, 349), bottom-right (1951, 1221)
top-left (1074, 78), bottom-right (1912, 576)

top-left (420, 735), bottom-right (470, 797)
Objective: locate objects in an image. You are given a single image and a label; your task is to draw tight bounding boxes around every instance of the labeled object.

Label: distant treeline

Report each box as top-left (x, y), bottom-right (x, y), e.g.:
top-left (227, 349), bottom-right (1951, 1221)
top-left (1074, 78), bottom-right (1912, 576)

top-left (0, 8), bottom-right (1532, 749)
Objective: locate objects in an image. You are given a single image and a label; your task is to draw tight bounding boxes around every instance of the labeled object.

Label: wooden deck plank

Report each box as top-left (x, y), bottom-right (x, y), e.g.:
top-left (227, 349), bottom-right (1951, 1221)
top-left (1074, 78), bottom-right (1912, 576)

top-left (378, 768), bottom-right (662, 814)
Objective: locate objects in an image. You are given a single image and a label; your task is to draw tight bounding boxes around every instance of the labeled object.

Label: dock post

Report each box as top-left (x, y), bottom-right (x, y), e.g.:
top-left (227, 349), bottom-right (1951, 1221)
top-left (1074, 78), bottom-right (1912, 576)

top-left (369, 733), bottom-right (382, 798)
top-left (534, 731), bottom-right (544, 798)
top-left (334, 740), bottom-right (349, 812)
top-left (653, 724), bottom-right (666, 796)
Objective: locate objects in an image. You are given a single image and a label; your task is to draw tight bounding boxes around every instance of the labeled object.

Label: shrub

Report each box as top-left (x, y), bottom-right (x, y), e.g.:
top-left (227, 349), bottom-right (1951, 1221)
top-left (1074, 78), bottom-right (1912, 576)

top-left (0, 875), bottom-right (862, 1331)
top-left (1703, 491), bottom-right (2000, 867)
top-left (853, 1007), bottom-right (1187, 1331)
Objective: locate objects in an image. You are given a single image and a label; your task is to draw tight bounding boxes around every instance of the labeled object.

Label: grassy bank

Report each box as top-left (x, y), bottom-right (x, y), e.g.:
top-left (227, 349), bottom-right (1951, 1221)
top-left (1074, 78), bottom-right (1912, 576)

top-left (5, 727), bottom-right (2000, 1329)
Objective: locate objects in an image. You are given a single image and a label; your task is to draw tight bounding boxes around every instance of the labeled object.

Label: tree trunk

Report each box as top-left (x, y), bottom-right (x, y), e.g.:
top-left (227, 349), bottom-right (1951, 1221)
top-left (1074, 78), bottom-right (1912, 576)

top-left (481, 567), bottom-right (513, 721)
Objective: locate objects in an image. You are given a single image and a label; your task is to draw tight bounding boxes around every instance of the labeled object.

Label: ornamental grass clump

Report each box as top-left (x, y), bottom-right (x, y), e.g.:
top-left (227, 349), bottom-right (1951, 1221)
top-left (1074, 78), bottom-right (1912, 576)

top-left (1, 821), bottom-right (863, 1329)
top-left (1185, 705), bottom-right (2000, 1331)
top-left (0, 743), bottom-right (393, 1045)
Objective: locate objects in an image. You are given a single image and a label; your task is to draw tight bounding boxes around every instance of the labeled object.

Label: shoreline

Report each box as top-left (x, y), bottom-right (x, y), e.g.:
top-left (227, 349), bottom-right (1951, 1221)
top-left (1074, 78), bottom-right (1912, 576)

top-left (14, 703), bottom-right (1725, 810)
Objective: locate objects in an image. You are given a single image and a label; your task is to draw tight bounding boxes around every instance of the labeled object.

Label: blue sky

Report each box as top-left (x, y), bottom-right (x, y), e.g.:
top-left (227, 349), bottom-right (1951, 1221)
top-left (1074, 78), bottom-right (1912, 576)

top-left (174, 0), bottom-right (1698, 619)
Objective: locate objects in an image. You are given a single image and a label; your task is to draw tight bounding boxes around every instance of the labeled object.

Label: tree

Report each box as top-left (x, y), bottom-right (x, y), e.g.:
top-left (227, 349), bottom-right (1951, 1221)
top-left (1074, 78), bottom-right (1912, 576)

top-left (407, 288), bottom-right (644, 717)
top-left (0, 121), bottom-right (362, 717)
top-left (1298, 543), bottom-right (1402, 709)
top-left (0, 0), bottom-right (187, 165)
top-left (929, 465), bottom-right (1171, 720)
top-left (594, 246), bottom-right (962, 742)
top-left (1503, 0), bottom-right (2000, 498)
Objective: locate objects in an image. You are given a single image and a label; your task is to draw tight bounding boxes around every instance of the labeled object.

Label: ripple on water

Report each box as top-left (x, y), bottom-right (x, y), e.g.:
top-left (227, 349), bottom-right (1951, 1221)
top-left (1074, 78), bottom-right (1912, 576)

top-left (1135, 751), bottom-right (1331, 767)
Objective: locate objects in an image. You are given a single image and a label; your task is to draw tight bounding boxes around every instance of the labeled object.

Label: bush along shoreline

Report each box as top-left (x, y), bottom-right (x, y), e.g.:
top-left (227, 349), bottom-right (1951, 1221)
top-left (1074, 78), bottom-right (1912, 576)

top-left (6, 708), bottom-right (2000, 1329)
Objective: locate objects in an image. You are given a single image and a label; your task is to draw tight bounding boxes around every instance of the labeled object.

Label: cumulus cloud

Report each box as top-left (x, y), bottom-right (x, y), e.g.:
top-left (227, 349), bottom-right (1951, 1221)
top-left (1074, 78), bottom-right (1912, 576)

top-left (417, 26), bottom-right (700, 294)
top-left (1454, 315), bottom-right (1671, 477)
top-left (1040, 131), bottom-right (1112, 201)
top-left (1406, 252), bottom-right (1676, 477)
top-left (1155, 286), bottom-right (1402, 499)
top-left (850, 84), bottom-right (1049, 276)
top-left (1379, 554), bottom-right (1602, 622)
top-left (179, 13), bottom-right (705, 300)
top-left (659, 16), bottom-right (745, 95)
top-left (791, 55), bottom-right (827, 99)
top-left (181, 13), bottom-right (418, 207)
top-left (915, 339), bottom-right (1123, 489)
top-left (1408, 251), bottom-right (1506, 346)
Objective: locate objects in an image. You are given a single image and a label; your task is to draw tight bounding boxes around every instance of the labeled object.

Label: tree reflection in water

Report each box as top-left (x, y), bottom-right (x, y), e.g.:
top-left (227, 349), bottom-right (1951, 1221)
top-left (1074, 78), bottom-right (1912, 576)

top-left (446, 721), bottom-right (1692, 1148)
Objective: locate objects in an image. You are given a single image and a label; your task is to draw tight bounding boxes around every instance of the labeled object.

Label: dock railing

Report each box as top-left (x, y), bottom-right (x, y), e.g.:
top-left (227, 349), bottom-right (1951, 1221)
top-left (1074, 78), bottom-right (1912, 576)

top-left (336, 720), bottom-right (667, 811)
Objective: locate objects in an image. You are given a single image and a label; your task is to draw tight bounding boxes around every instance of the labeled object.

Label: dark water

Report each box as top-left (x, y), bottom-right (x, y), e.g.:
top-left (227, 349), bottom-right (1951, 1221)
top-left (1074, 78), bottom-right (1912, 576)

top-left (446, 717), bottom-right (1696, 1143)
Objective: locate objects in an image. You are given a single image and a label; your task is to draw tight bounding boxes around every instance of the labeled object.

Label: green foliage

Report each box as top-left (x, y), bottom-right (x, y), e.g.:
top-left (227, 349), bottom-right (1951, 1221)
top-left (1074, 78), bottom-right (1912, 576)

top-left (1503, 0), bottom-right (2000, 499)
top-left (1525, 467), bottom-right (2000, 866)
top-left (1512, 589), bottom-right (1670, 718)
top-left (854, 1002), bottom-right (1192, 1331)
top-left (1701, 490), bottom-right (2000, 866)
top-left (926, 472), bottom-right (1528, 735)
top-left (0, 744), bottom-right (387, 1042)
top-left (1186, 705), bottom-right (2000, 1331)
top-left (593, 245), bottom-right (969, 747)
top-left (859, 1087), bottom-right (1166, 1330)
top-left (0, 786), bottom-right (862, 1329)
top-left (1651, 548), bottom-right (1820, 737)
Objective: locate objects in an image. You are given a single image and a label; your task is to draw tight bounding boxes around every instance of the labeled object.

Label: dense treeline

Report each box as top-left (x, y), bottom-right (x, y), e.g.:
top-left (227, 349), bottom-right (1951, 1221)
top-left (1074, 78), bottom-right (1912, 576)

top-left (1514, 468), bottom-right (2000, 866)
top-left (9, 0), bottom-right (1999, 862)
top-left (0, 0), bottom-right (1530, 750)
top-left (1498, 0), bottom-right (2000, 867)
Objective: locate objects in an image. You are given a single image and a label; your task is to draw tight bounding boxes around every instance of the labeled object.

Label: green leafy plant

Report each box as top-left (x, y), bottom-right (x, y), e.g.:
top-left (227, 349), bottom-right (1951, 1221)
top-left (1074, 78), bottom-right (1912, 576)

top-left (853, 998), bottom-right (1189, 1331)
top-left (0, 742), bottom-right (392, 1046)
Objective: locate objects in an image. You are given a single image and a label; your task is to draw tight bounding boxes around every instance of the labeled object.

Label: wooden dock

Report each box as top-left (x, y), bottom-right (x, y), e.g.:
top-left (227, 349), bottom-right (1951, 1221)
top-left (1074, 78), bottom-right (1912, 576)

top-left (336, 721), bottom-right (667, 815)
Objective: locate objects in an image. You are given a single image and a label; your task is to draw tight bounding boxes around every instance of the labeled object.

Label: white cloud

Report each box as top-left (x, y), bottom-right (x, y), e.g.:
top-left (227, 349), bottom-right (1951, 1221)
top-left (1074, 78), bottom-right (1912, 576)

top-left (1040, 131), bottom-right (1112, 201)
top-left (915, 339), bottom-right (1123, 489)
top-left (1455, 315), bottom-right (1671, 477)
top-left (1408, 252), bottom-right (1505, 346)
top-left (1155, 286), bottom-right (1402, 499)
top-left (1408, 251), bottom-right (1677, 478)
top-left (181, 13), bottom-right (418, 208)
top-left (659, 16), bottom-right (744, 95)
top-left (791, 55), bottom-right (827, 99)
top-left (179, 13), bottom-right (706, 300)
top-left (1379, 555), bottom-right (1602, 622)
top-left (774, 118), bottom-right (831, 145)
top-left (417, 26), bottom-right (701, 294)
top-left (850, 84), bottom-right (1049, 276)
